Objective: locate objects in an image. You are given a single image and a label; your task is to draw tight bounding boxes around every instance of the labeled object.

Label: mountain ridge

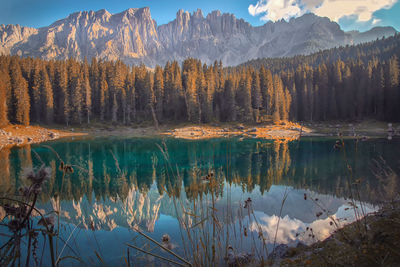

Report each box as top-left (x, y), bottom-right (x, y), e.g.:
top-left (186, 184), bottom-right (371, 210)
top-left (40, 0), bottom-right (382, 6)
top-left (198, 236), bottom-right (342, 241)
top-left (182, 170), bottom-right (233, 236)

top-left (0, 7), bottom-right (397, 67)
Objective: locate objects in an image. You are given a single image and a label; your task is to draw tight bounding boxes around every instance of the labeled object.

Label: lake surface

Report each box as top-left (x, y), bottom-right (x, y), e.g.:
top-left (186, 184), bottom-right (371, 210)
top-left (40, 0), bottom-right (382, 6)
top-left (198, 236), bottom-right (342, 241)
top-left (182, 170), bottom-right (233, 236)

top-left (1, 136), bottom-right (399, 266)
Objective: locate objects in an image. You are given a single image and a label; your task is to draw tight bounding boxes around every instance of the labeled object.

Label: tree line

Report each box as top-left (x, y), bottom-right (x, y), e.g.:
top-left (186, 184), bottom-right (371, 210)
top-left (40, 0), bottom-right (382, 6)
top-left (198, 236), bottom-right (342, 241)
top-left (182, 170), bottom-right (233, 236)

top-left (0, 34), bottom-right (399, 127)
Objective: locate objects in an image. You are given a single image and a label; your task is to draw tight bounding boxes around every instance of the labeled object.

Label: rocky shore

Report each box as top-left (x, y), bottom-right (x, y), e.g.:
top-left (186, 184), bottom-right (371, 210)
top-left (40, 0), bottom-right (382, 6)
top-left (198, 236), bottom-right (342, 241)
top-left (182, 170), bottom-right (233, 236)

top-left (0, 125), bottom-right (85, 149)
top-left (162, 122), bottom-right (310, 141)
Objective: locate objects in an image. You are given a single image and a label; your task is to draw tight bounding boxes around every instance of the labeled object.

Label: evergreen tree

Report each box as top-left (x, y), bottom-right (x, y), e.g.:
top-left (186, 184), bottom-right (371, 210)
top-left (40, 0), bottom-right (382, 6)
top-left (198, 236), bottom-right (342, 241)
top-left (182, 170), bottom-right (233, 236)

top-left (236, 70), bottom-right (252, 121)
top-left (68, 61), bottom-right (83, 124)
top-left (204, 66), bottom-right (216, 122)
top-left (9, 59), bottom-right (30, 125)
top-left (272, 74), bottom-right (282, 123)
top-left (222, 76), bottom-right (236, 121)
top-left (0, 70), bottom-right (9, 126)
top-left (30, 62), bottom-right (42, 122)
top-left (386, 55), bottom-right (399, 120)
top-left (54, 63), bottom-right (70, 125)
top-left (39, 67), bottom-right (54, 124)
top-left (125, 71), bottom-right (136, 124)
top-left (153, 65), bottom-right (164, 122)
top-left (82, 59), bottom-right (92, 124)
top-left (251, 70), bottom-right (261, 122)
top-left (99, 66), bottom-right (108, 121)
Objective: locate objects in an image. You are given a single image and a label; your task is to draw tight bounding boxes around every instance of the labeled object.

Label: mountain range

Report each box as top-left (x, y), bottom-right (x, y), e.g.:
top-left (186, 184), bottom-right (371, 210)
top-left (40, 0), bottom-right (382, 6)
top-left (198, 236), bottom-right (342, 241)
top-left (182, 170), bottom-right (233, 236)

top-left (0, 7), bottom-right (397, 67)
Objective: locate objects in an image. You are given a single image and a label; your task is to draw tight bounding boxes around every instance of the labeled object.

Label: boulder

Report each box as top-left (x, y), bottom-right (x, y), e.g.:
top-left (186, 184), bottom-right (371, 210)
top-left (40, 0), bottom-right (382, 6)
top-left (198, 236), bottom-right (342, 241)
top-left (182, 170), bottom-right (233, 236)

top-left (48, 132), bottom-right (59, 139)
top-left (236, 124), bottom-right (245, 130)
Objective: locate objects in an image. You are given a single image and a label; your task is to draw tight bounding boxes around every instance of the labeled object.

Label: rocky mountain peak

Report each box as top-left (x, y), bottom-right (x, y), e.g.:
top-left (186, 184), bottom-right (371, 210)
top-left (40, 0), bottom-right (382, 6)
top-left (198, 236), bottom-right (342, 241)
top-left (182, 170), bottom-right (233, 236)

top-left (95, 9), bottom-right (112, 21)
top-left (207, 10), bottom-right (222, 19)
top-left (192, 8), bottom-right (204, 19)
top-left (0, 7), bottom-right (397, 67)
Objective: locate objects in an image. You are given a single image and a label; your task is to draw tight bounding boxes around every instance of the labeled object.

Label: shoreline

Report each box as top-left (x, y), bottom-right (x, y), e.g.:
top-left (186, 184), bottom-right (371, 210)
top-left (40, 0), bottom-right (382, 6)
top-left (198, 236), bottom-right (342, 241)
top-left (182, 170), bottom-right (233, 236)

top-left (1, 121), bottom-right (398, 149)
top-left (68, 120), bottom-right (399, 140)
top-left (161, 122), bottom-right (309, 141)
top-left (0, 125), bottom-right (86, 149)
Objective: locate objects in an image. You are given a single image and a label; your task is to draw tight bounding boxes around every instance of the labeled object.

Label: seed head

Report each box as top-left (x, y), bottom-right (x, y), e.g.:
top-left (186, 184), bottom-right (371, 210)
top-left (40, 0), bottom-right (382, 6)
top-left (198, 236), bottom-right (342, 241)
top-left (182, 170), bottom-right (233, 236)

top-left (162, 234), bottom-right (170, 243)
top-left (38, 216), bottom-right (55, 228)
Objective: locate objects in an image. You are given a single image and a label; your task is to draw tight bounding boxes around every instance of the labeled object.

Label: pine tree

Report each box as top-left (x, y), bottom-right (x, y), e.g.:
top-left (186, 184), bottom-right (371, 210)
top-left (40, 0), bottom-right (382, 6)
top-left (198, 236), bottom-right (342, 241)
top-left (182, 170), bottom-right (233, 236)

top-left (54, 63), bottom-right (70, 125)
top-left (172, 61), bottom-right (184, 121)
top-left (272, 74), bottom-right (282, 123)
top-left (99, 66), bottom-right (108, 121)
top-left (204, 66), bottom-right (216, 122)
top-left (135, 64), bottom-right (150, 120)
top-left (39, 67), bottom-right (54, 124)
top-left (0, 70), bottom-right (9, 127)
top-left (125, 71), bottom-right (136, 124)
top-left (283, 88), bottom-right (291, 121)
top-left (251, 70), bottom-right (261, 122)
top-left (260, 67), bottom-right (274, 115)
top-left (9, 59), bottom-right (30, 125)
top-left (30, 62), bottom-right (42, 123)
top-left (153, 65), bottom-right (164, 122)
top-left (182, 59), bottom-right (201, 122)
top-left (89, 57), bottom-right (99, 116)
top-left (195, 65), bottom-right (206, 123)
top-left (317, 64), bottom-right (329, 120)
top-left (236, 70), bottom-right (252, 121)
top-left (82, 59), bottom-right (92, 124)
top-left (112, 93), bottom-right (118, 123)
top-left (342, 65), bottom-right (353, 119)
top-left (222, 76), bottom-right (236, 121)
top-left (68, 61), bottom-right (83, 124)
top-left (386, 55), bottom-right (399, 120)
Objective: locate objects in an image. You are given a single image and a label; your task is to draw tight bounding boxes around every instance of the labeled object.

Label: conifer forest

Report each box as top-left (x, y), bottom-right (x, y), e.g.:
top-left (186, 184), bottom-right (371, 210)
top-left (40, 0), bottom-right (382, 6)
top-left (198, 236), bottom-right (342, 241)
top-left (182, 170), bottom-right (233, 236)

top-left (1, 34), bottom-right (399, 128)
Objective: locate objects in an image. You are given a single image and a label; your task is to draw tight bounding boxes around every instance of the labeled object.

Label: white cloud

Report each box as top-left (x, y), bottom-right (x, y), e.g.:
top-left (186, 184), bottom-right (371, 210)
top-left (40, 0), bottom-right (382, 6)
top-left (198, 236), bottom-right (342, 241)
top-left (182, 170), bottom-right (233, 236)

top-left (313, 0), bottom-right (397, 22)
top-left (248, 0), bottom-right (303, 21)
top-left (248, 0), bottom-right (398, 23)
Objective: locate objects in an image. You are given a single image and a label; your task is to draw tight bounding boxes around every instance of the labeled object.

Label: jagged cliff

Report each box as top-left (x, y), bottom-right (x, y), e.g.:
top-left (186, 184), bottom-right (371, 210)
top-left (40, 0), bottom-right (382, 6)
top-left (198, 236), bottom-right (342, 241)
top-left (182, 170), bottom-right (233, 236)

top-left (0, 7), bottom-right (397, 67)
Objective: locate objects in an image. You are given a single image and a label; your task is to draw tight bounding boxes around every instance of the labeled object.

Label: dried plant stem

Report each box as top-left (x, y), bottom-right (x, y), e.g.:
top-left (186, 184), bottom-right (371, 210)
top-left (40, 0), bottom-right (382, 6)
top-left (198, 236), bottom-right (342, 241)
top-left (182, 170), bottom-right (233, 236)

top-left (126, 243), bottom-right (187, 267)
top-left (133, 227), bottom-right (191, 266)
top-left (21, 193), bottom-right (38, 227)
top-left (48, 233), bottom-right (55, 267)
top-left (56, 222), bottom-right (81, 264)
top-left (272, 187), bottom-right (289, 256)
top-left (25, 231), bottom-right (32, 267)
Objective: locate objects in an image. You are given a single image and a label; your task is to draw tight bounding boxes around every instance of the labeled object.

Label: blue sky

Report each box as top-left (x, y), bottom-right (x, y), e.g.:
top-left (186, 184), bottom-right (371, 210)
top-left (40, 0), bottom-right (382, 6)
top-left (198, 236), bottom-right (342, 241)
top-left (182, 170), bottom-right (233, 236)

top-left (0, 0), bottom-right (398, 32)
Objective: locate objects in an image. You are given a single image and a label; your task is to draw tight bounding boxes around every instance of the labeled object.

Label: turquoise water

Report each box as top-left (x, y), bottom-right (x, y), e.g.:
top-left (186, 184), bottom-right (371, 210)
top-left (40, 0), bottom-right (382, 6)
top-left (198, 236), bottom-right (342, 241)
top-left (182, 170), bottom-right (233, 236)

top-left (1, 137), bottom-right (399, 265)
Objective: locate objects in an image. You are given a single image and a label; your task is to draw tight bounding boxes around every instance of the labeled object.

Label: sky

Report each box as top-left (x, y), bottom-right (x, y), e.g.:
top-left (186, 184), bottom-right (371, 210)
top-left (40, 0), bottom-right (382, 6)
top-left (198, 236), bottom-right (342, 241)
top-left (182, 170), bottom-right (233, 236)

top-left (0, 0), bottom-right (399, 32)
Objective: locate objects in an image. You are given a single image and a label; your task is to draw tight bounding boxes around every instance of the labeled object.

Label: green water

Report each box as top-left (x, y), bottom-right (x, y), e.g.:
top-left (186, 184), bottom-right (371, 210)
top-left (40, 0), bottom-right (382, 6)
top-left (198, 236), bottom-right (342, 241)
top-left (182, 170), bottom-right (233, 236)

top-left (1, 136), bottom-right (399, 265)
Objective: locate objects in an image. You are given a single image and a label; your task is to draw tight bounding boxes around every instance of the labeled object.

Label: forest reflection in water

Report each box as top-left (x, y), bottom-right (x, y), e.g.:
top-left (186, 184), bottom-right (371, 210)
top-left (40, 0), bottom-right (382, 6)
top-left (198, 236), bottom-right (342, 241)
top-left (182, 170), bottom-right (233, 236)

top-left (1, 137), bottom-right (399, 204)
top-left (0, 137), bottom-right (399, 265)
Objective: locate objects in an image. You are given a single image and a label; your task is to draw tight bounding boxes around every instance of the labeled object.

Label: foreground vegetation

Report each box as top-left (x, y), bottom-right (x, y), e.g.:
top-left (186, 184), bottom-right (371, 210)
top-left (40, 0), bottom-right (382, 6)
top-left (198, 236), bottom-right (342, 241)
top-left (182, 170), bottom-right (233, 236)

top-left (1, 135), bottom-right (399, 266)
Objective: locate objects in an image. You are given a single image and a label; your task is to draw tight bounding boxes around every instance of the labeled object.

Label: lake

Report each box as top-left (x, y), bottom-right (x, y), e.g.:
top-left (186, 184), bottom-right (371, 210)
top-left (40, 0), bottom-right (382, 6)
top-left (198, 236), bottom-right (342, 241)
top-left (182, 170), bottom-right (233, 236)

top-left (1, 136), bottom-right (399, 266)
